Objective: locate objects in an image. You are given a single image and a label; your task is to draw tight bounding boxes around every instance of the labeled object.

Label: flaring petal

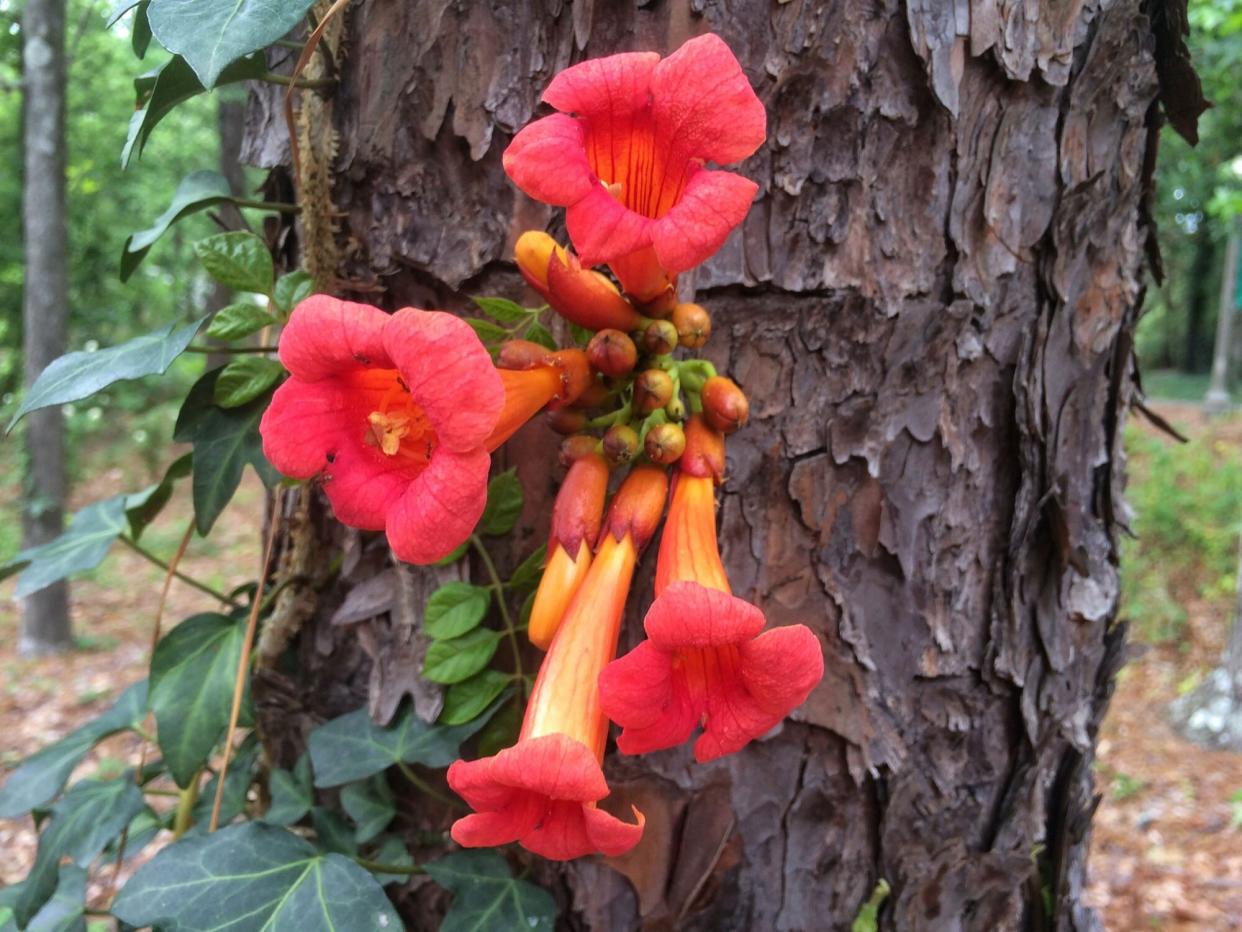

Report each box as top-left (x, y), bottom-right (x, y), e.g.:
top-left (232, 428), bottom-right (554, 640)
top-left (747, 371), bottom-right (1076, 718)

top-left (643, 582), bottom-right (765, 649)
top-left (543, 51), bottom-right (659, 118)
top-left (650, 169), bottom-right (758, 275)
top-left (321, 437), bottom-right (418, 532)
top-left (566, 184), bottom-right (654, 268)
top-left (385, 446), bottom-right (491, 564)
top-left (738, 624), bottom-right (825, 716)
top-left (259, 378), bottom-right (350, 480)
top-left (503, 114), bottom-right (597, 207)
top-left (278, 295), bottom-right (393, 382)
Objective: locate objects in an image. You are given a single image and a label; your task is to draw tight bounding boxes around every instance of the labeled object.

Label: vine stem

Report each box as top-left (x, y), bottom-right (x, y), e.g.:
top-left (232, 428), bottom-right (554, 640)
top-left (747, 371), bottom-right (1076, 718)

top-left (184, 345), bottom-right (279, 355)
top-left (118, 534), bottom-right (239, 607)
top-left (233, 198), bottom-right (301, 214)
top-left (469, 534), bottom-right (522, 682)
top-left (258, 71), bottom-right (334, 90)
top-left (352, 856), bottom-right (426, 876)
top-left (396, 762), bottom-right (464, 811)
top-left (209, 509), bottom-right (282, 833)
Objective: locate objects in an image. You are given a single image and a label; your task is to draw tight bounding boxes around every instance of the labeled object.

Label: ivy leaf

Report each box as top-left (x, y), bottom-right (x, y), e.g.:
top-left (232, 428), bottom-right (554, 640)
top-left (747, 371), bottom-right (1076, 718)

top-left (194, 231), bottom-right (274, 295)
top-left (307, 702), bottom-right (499, 788)
top-left (0, 681), bottom-right (146, 819)
top-left (213, 357), bottom-right (285, 409)
top-left (424, 582), bottom-right (491, 640)
top-left (204, 303), bottom-right (278, 342)
top-left (111, 822), bottom-right (401, 932)
top-left (479, 469), bottom-right (523, 536)
top-left (189, 735), bottom-right (259, 832)
top-left (124, 452), bottom-right (192, 541)
top-left (476, 694), bottom-right (523, 758)
top-left (369, 837), bottom-right (414, 887)
top-left (340, 776), bottom-right (395, 844)
top-left (440, 673), bottom-right (511, 726)
top-left (425, 850), bottom-right (556, 932)
top-left (14, 778), bottom-right (145, 926)
top-left (146, 0), bottom-right (319, 89)
top-left (0, 496), bottom-right (128, 598)
top-left (465, 318), bottom-right (509, 344)
top-left (422, 628), bottom-right (503, 685)
top-left (25, 863), bottom-right (87, 932)
top-left (472, 297), bottom-right (529, 325)
top-left (7, 317), bottom-right (206, 431)
top-left (121, 170), bottom-right (233, 281)
top-left (272, 270), bottom-right (315, 313)
top-left (131, 1), bottom-right (153, 57)
top-left (508, 544), bottom-right (547, 595)
top-left (310, 807), bottom-right (358, 856)
top-left (266, 755), bottom-right (313, 826)
top-left (149, 613), bottom-right (247, 787)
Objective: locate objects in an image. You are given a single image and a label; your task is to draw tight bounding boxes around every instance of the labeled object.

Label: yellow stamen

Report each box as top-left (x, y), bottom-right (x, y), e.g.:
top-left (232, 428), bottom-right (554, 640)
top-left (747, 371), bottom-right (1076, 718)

top-left (366, 411), bottom-right (412, 456)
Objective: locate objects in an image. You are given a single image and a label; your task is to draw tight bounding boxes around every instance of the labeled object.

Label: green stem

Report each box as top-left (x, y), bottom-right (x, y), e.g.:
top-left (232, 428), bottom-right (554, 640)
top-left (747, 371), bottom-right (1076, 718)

top-left (353, 856), bottom-right (426, 876)
top-left (233, 198), bottom-right (301, 214)
top-left (470, 535), bottom-right (523, 681)
top-left (173, 774), bottom-right (201, 839)
top-left (258, 71), bottom-right (334, 90)
top-left (586, 401), bottom-right (632, 430)
top-left (142, 788), bottom-right (182, 798)
top-left (118, 536), bottom-right (240, 607)
top-left (184, 344), bottom-right (279, 355)
top-left (396, 762), bottom-right (464, 810)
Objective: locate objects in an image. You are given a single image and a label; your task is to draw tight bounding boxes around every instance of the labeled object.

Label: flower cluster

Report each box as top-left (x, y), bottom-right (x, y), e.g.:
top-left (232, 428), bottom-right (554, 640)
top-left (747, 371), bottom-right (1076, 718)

top-left (258, 33), bottom-right (823, 864)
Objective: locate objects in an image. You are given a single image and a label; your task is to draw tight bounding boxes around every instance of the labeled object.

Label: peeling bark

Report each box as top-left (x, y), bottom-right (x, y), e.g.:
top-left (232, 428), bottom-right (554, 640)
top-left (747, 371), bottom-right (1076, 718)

top-left (246, 1), bottom-right (1200, 928)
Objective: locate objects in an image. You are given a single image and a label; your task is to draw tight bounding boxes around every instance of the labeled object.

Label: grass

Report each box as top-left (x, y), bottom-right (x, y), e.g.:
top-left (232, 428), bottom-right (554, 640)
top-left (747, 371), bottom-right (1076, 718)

top-left (1142, 369), bottom-right (1237, 403)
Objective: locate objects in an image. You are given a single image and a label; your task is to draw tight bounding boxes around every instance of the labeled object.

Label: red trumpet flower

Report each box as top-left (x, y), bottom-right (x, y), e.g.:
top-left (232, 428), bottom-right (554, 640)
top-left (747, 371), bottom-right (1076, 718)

top-left (259, 295), bottom-right (503, 565)
top-left (503, 34), bottom-right (766, 304)
top-left (448, 466), bottom-right (667, 860)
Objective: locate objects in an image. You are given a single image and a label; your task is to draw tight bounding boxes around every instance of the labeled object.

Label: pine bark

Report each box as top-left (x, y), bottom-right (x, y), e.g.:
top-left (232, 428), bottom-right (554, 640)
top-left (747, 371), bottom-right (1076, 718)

top-left (244, 1), bottom-right (1203, 928)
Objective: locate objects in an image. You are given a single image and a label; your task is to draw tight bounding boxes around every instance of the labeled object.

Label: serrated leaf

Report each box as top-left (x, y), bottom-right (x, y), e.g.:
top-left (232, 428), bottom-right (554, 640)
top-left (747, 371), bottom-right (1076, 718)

top-left (213, 357), bottom-right (284, 408)
top-left (0, 497), bottom-right (128, 598)
top-left (339, 776), bottom-right (395, 844)
top-left (424, 582), bottom-right (491, 640)
top-left (465, 318), bottom-right (510, 343)
top-left (272, 271), bottom-right (314, 313)
top-left (508, 544), bottom-right (547, 595)
top-left (425, 850), bottom-right (556, 932)
top-left (204, 303), bottom-right (278, 341)
top-left (15, 779), bottom-right (145, 926)
top-left (111, 822), bottom-right (401, 932)
top-left (422, 628), bottom-right (502, 685)
top-left (124, 452), bottom-right (192, 541)
top-left (194, 231), bottom-right (273, 295)
top-left (440, 673), bottom-right (511, 726)
top-left (472, 296), bottom-right (529, 325)
top-left (307, 702), bottom-right (499, 788)
top-left (149, 613), bottom-right (247, 787)
top-left (146, 0), bottom-right (319, 89)
top-left (121, 171), bottom-right (234, 281)
top-left (0, 682), bottom-right (147, 819)
top-left (525, 320), bottom-right (557, 350)
top-left (479, 469), bottom-right (523, 536)
top-left (265, 755), bottom-right (312, 826)
top-left (7, 318), bottom-right (206, 431)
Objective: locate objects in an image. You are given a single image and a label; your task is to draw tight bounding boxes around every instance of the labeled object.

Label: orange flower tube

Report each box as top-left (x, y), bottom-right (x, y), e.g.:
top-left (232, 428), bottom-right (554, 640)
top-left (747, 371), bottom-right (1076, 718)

top-left (485, 343), bottom-right (592, 450)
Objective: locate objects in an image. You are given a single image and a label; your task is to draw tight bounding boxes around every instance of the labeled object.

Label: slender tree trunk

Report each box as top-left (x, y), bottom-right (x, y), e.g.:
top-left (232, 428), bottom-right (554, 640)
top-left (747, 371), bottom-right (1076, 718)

top-left (1183, 231), bottom-right (1216, 373)
top-left (245, 1), bottom-right (1201, 927)
top-left (1204, 222), bottom-right (1238, 413)
top-left (19, 0), bottom-right (70, 656)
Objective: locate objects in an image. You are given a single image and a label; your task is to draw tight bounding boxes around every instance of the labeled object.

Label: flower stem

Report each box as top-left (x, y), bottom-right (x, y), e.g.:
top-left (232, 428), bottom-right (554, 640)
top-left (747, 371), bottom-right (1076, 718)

top-left (118, 535), bottom-right (240, 607)
top-left (396, 762), bottom-right (464, 810)
top-left (586, 400), bottom-right (632, 430)
top-left (470, 534), bottom-right (523, 681)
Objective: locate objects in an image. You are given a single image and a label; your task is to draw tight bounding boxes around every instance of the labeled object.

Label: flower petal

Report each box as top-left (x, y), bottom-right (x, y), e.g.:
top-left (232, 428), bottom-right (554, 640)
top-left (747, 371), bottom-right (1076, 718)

top-left (649, 169), bottom-right (758, 274)
top-left (385, 446), bottom-right (491, 564)
top-left (259, 378), bottom-right (350, 480)
top-left (583, 804), bottom-right (646, 857)
top-left (543, 51), bottom-right (659, 118)
top-left (383, 309), bottom-right (504, 453)
top-left (599, 641), bottom-right (699, 755)
top-left (503, 113), bottom-right (597, 207)
top-left (565, 184), bottom-right (654, 268)
top-left (642, 582), bottom-right (765, 649)
top-left (278, 294), bottom-right (393, 382)
top-left (738, 623), bottom-right (825, 716)
top-left (321, 438), bottom-right (417, 532)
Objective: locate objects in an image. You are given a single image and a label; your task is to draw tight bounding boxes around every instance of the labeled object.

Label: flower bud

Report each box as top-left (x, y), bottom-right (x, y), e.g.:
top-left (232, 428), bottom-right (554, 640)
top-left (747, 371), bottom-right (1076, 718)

top-left (634, 369), bottom-right (675, 414)
top-left (681, 415), bottom-right (725, 482)
top-left (574, 378), bottom-right (611, 410)
top-left (600, 464), bottom-right (668, 554)
top-left (602, 424), bottom-right (640, 465)
top-left (497, 339), bottom-right (553, 371)
top-left (644, 422), bottom-right (686, 464)
top-left (560, 434), bottom-right (600, 465)
top-left (546, 407), bottom-right (587, 435)
top-left (587, 329), bottom-right (638, 378)
top-left (635, 286), bottom-right (678, 319)
top-left (545, 250), bottom-right (643, 332)
top-left (672, 303), bottom-right (711, 349)
top-left (514, 231), bottom-right (566, 294)
top-left (640, 320), bottom-right (679, 356)
top-left (701, 376), bottom-right (749, 433)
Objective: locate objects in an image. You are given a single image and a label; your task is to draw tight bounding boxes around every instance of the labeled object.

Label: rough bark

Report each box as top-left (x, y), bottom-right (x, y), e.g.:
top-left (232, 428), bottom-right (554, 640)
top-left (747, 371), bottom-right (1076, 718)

top-left (244, 1), bottom-right (1202, 928)
top-left (19, 0), bottom-right (70, 656)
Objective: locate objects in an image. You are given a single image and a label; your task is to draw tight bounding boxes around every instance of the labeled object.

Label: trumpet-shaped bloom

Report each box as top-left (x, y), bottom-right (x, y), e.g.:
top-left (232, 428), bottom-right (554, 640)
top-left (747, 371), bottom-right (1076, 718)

top-left (486, 343), bottom-right (592, 450)
top-left (448, 466), bottom-right (667, 860)
top-left (599, 422), bottom-right (823, 762)
top-left (259, 295), bottom-right (503, 565)
top-left (503, 34), bottom-right (766, 303)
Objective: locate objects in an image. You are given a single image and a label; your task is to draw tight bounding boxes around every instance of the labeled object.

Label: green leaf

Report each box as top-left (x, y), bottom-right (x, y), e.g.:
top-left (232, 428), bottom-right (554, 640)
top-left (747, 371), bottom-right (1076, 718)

top-left (266, 755), bottom-right (312, 826)
top-left (307, 702), bottom-right (499, 788)
top-left (213, 357), bottom-right (285, 409)
top-left (475, 694), bottom-right (522, 758)
top-left (15, 778), bottom-right (145, 926)
top-left (525, 320), bottom-right (557, 350)
top-left (146, 0), bottom-right (319, 89)
top-left (479, 469), bottom-right (523, 536)
top-left (0, 497), bottom-right (128, 598)
top-left (368, 837), bottom-right (414, 887)
top-left (121, 171), bottom-right (233, 281)
top-left (508, 544), bottom-right (547, 595)
top-left (102, 807), bottom-right (163, 866)
top-left (204, 303), bottom-right (278, 341)
top-left (569, 323), bottom-right (594, 345)
top-left (425, 850), bottom-right (556, 932)
top-left (111, 822), bottom-right (401, 932)
top-left (472, 296), bottom-right (529, 325)
top-left (149, 613), bottom-right (247, 787)
top-left (124, 452), bottom-right (192, 541)
top-left (422, 628), bottom-right (502, 685)
top-left (310, 807), bottom-right (358, 856)
top-left (7, 318), bottom-right (207, 431)
top-left (424, 582), bottom-right (491, 640)
top-left (272, 270), bottom-right (315, 313)
top-left (25, 864), bottom-right (87, 932)
top-left (132, 1), bottom-right (153, 58)
top-left (174, 369), bottom-right (280, 535)
top-left (0, 682), bottom-right (146, 819)
top-left (465, 318), bottom-right (510, 343)
top-left (433, 541), bottom-right (469, 566)
top-left (339, 776), bottom-right (395, 844)
top-left (190, 734), bottom-right (259, 831)
top-left (194, 231), bottom-right (274, 295)
top-left (106, 0), bottom-right (142, 27)
top-left (439, 673), bottom-right (511, 726)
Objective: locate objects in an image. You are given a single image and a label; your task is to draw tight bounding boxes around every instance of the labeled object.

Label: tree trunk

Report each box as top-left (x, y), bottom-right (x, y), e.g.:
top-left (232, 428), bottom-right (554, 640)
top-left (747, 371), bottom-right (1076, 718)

top-left (1183, 230), bottom-right (1216, 373)
top-left (243, 1), bottom-right (1200, 928)
top-left (1203, 222), bottom-right (1238, 413)
top-left (19, 0), bottom-right (70, 656)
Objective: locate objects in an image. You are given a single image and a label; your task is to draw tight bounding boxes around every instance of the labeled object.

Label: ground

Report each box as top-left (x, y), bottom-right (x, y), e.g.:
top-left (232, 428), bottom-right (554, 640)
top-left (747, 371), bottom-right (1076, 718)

top-left (0, 405), bottom-right (1239, 928)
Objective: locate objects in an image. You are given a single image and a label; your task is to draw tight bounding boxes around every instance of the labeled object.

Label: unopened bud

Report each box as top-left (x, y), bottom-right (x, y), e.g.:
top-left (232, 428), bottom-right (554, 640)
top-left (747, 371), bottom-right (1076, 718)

top-left (634, 370), bottom-right (675, 414)
top-left (546, 407), bottom-right (587, 435)
top-left (672, 303), bottom-right (711, 349)
top-left (641, 320), bottom-right (679, 356)
top-left (560, 434), bottom-right (600, 465)
top-left (600, 464), bottom-right (669, 553)
top-left (545, 252), bottom-right (642, 332)
top-left (602, 424), bottom-right (640, 465)
top-left (701, 376), bottom-right (749, 433)
top-left (636, 286), bottom-right (678, 319)
top-left (644, 422), bottom-right (686, 464)
top-left (681, 415), bottom-right (725, 481)
top-left (496, 339), bottom-right (552, 370)
top-left (514, 231), bottom-right (566, 294)
top-left (574, 379), bottom-right (610, 410)
top-left (587, 329), bottom-right (638, 378)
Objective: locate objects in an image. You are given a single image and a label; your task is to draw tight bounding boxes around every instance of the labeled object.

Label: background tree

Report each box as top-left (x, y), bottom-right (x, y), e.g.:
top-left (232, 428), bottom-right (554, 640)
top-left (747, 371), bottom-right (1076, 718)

top-left (231, 1), bottom-right (1204, 927)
